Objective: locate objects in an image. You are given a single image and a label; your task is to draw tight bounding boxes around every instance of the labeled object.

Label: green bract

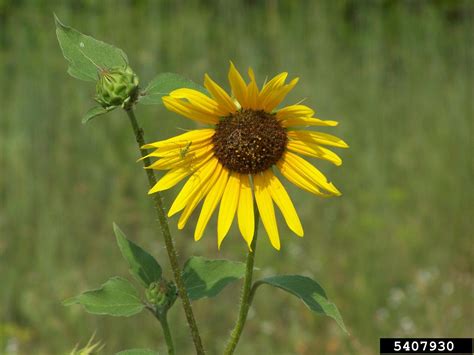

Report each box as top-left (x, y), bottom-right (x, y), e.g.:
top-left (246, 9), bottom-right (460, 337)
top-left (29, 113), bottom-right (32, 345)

top-left (95, 66), bottom-right (139, 109)
top-left (146, 280), bottom-right (178, 311)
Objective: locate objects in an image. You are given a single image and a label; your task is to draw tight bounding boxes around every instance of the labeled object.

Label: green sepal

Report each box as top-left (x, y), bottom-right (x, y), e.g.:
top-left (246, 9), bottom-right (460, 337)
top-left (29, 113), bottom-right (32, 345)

top-left (113, 223), bottom-right (162, 287)
top-left (63, 277), bottom-right (144, 317)
top-left (253, 275), bottom-right (348, 334)
top-left (139, 73), bottom-right (207, 105)
top-left (82, 105), bottom-right (116, 124)
top-left (55, 14), bottom-right (128, 81)
top-left (182, 256), bottom-right (246, 301)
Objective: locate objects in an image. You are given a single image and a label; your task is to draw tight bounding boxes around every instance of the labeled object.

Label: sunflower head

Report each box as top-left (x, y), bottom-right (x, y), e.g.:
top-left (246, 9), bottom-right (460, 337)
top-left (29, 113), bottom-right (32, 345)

top-left (142, 62), bottom-right (348, 250)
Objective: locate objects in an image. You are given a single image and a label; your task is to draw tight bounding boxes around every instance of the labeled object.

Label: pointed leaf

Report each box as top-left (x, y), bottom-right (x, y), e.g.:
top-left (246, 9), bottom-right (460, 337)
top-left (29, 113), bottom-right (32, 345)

top-left (183, 256), bottom-right (246, 301)
top-left (55, 14), bottom-right (128, 81)
top-left (254, 275), bottom-right (348, 334)
top-left (139, 73), bottom-right (207, 105)
top-left (82, 106), bottom-right (115, 124)
top-left (116, 350), bottom-right (159, 355)
top-left (63, 277), bottom-right (144, 317)
top-left (113, 223), bottom-right (162, 287)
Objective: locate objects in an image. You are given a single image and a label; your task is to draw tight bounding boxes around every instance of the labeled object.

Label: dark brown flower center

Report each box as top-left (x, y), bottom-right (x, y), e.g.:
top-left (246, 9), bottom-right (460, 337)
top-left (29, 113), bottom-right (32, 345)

top-left (212, 109), bottom-right (287, 174)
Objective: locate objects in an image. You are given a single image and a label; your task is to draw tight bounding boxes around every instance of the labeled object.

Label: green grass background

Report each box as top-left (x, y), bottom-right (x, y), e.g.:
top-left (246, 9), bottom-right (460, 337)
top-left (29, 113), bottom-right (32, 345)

top-left (0, 0), bottom-right (472, 354)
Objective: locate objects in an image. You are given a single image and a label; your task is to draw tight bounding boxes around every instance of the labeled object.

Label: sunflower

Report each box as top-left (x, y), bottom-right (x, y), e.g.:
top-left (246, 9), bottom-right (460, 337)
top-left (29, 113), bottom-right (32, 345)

top-left (142, 63), bottom-right (348, 250)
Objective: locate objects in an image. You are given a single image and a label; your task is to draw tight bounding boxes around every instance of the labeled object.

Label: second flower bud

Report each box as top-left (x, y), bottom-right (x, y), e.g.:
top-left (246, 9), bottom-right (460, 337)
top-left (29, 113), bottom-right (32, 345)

top-left (95, 65), bottom-right (139, 109)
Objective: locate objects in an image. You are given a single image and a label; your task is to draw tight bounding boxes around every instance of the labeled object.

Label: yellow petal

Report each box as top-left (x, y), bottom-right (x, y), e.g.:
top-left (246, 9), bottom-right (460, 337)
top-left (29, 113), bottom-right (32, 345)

top-left (163, 96), bottom-right (219, 125)
top-left (194, 168), bottom-right (229, 241)
top-left (148, 168), bottom-right (190, 195)
top-left (148, 153), bottom-right (213, 194)
top-left (264, 170), bottom-right (303, 237)
top-left (217, 172), bottom-right (241, 248)
top-left (286, 140), bottom-right (342, 166)
top-left (168, 157), bottom-right (219, 216)
top-left (262, 77), bottom-right (299, 112)
top-left (276, 104), bottom-right (315, 120)
top-left (281, 117), bottom-right (338, 127)
top-left (281, 152), bottom-right (341, 196)
top-left (277, 157), bottom-right (328, 197)
top-left (143, 139), bottom-right (210, 160)
top-left (259, 72), bottom-right (288, 104)
top-left (170, 88), bottom-right (228, 117)
top-left (228, 62), bottom-right (248, 108)
top-left (142, 129), bottom-right (215, 149)
top-left (254, 172), bottom-right (280, 250)
top-left (177, 163), bottom-right (223, 229)
top-left (288, 130), bottom-right (349, 148)
top-left (147, 144), bottom-right (214, 170)
top-left (237, 174), bottom-right (254, 248)
top-left (246, 67), bottom-right (259, 110)
top-left (204, 74), bottom-right (236, 114)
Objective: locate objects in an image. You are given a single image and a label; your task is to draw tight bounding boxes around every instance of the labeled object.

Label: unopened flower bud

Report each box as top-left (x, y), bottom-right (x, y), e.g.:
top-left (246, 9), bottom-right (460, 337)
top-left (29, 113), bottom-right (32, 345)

top-left (95, 65), bottom-right (139, 109)
top-left (146, 280), bottom-right (178, 311)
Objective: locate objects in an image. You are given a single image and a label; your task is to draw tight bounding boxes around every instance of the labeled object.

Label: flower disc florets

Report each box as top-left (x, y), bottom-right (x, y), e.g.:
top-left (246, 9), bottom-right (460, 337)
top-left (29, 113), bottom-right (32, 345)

top-left (212, 109), bottom-right (287, 174)
top-left (95, 65), bottom-right (139, 108)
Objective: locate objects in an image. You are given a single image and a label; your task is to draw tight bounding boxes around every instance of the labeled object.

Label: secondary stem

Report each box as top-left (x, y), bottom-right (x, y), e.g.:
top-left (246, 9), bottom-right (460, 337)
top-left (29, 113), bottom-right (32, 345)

top-left (223, 209), bottom-right (260, 355)
top-left (158, 312), bottom-right (175, 355)
top-left (126, 109), bottom-right (204, 354)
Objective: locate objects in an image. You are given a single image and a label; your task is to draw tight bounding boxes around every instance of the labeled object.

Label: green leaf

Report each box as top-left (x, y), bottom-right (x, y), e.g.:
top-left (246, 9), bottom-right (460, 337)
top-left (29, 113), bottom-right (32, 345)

top-left (63, 277), bottom-right (144, 317)
top-left (116, 350), bottom-right (159, 355)
top-left (55, 14), bottom-right (128, 81)
top-left (254, 275), bottom-right (348, 334)
top-left (82, 106), bottom-right (115, 124)
top-left (139, 73), bottom-right (207, 105)
top-left (182, 256), bottom-right (246, 301)
top-left (113, 223), bottom-right (162, 287)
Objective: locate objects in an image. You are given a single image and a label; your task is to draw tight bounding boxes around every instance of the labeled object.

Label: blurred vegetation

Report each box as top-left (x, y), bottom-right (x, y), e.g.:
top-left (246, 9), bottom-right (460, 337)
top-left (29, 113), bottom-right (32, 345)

top-left (0, 0), bottom-right (472, 354)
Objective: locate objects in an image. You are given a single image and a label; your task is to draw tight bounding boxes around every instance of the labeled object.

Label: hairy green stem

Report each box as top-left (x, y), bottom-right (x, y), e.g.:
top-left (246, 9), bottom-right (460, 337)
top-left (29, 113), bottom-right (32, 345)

top-left (146, 305), bottom-right (175, 355)
top-left (126, 109), bottom-right (204, 354)
top-left (158, 312), bottom-right (175, 355)
top-left (223, 209), bottom-right (260, 355)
